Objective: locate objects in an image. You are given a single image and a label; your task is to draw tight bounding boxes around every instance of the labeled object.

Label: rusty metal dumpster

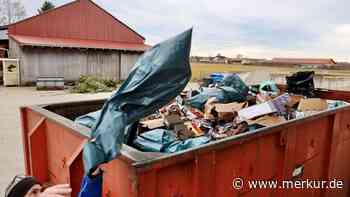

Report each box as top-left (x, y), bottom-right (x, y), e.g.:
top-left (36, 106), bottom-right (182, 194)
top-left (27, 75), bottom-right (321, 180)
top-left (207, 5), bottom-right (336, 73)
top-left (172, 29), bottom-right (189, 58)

top-left (20, 89), bottom-right (350, 197)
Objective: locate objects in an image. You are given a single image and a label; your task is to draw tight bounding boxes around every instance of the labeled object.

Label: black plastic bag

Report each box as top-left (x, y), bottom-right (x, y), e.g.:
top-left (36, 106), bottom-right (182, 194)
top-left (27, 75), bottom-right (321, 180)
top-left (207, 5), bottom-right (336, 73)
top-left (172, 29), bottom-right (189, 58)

top-left (286, 71), bottom-right (315, 97)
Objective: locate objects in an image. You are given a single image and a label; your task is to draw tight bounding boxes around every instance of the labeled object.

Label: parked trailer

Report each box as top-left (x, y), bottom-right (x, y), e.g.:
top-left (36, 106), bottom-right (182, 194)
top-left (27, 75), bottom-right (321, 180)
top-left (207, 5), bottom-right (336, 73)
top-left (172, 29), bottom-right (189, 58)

top-left (20, 89), bottom-right (350, 197)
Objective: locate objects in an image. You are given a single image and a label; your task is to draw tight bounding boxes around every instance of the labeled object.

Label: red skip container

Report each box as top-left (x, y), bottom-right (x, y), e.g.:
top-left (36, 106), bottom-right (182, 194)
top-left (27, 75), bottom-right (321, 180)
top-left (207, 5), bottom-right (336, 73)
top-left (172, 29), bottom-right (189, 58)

top-left (20, 89), bottom-right (350, 197)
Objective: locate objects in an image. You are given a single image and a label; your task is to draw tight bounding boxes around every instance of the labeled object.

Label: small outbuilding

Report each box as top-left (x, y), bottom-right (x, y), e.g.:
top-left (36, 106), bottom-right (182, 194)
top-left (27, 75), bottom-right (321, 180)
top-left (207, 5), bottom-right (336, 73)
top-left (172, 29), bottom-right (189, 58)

top-left (7, 0), bottom-right (149, 85)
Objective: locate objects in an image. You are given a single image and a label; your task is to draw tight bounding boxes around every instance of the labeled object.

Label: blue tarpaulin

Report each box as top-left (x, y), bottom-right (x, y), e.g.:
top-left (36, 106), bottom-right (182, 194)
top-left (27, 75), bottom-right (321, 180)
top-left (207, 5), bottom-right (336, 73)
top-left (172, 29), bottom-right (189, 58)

top-left (133, 129), bottom-right (210, 153)
top-left (78, 174), bottom-right (102, 197)
top-left (187, 74), bottom-right (249, 110)
top-left (81, 29), bottom-right (193, 174)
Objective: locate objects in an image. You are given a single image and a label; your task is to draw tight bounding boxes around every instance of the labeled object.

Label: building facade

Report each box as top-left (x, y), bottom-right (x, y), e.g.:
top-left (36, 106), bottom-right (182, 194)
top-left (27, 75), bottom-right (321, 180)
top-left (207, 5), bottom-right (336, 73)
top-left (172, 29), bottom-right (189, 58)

top-left (7, 0), bottom-right (149, 85)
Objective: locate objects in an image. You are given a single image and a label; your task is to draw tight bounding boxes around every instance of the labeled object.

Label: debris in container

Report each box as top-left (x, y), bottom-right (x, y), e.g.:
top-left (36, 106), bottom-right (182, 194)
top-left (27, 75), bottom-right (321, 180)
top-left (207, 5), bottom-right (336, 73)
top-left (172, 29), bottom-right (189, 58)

top-left (298, 98), bottom-right (328, 111)
top-left (259, 80), bottom-right (280, 97)
top-left (237, 93), bottom-right (289, 120)
top-left (251, 115), bottom-right (286, 127)
top-left (187, 74), bottom-right (249, 110)
top-left (75, 62), bottom-right (349, 158)
top-left (287, 95), bottom-right (304, 108)
top-left (140, 118), bottom-right (165, 130)
top-left (133, 129), bottom-right (177, 152)
top-left (126, 74), bottom-right (348, 154)
top-left (163, 114), bottom-right (183, 128)
top-left (174, 123), bottom-right (195, 140)
top-left (133, 129), bottom-right (210, 153)
top-left (213, 102), bottom-right (247, 121)
top-left (210, 121), bottom-right (249, 140)
top-left (286, 71), bottom-right (315, 97)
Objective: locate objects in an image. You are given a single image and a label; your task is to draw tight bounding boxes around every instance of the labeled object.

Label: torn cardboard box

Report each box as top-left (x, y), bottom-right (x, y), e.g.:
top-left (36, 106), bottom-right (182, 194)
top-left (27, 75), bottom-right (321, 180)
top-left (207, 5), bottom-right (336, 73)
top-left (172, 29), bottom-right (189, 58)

top-left (252, 115), bottom-right (286, 127)
top-left (238, 93), bottom-right (290, 120)
top-left (204, 98), bottom-right (247, 121)
top-left (214, 102), bottom-right (247, 121)
top-left (174, 123), bottom-right (195, 140)
top-left (140, 118), bottom-right (165, 130)
top-left (238, 102), bottom-right (276, 120)
top-left (163, 114), bottom-right (184, 128)
top-left (298, 98), bottom-right (328, 112)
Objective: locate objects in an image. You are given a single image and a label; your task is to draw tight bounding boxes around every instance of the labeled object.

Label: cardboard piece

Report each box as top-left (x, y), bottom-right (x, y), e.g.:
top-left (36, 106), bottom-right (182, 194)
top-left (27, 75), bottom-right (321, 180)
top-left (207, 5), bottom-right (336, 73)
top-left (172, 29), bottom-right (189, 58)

top-left (214, 102), bottom-right (247, 121)
top-left (238, 102), bottom-right (276, 120)
top-left (140, 118), bottom-right (165, 129)
top-left (214, 102), bottom-right (247, 112)
top-left (297, 98), bottom-right (328, 112)
top-left (174, 123), bottom-right (195, 140)
top-left (253, 115), bottom-right (286, 127)
top-left (164, 114), bottom-right (183, 128)
top-left (204, 98), bottom-right (247, 121)
top-left (204, 97), bottom-right (218, 120)
top-left (185, 121), bottom-right (204, 136)
top-left (287, 95), bottom-right (304, 107)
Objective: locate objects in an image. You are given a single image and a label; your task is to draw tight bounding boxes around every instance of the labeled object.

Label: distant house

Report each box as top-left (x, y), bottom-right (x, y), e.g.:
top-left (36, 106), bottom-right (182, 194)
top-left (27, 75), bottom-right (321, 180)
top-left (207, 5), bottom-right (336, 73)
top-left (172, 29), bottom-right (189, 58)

top-left (227, 58), bottom-right (242, 64)
top-left (212, 54), bottom-right (228, 64)
top-left (241, 58), bottom-right (266, 65)
top-left (271, 58), bottom-right (336, 65)
top-left (198, 56), bottom-right (212, 63)
top-left (190, 56), bottom-right (201, 62)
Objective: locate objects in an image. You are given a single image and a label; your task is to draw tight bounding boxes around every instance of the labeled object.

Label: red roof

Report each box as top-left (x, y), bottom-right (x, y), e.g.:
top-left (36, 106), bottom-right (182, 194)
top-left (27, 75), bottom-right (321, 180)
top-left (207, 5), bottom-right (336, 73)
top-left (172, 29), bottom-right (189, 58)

top-left (10, 34), bottom-right (150, 51)
top-left (8, 0), bottom-right (145, 44)
top-left (272, 58), bottom-right (336, 65)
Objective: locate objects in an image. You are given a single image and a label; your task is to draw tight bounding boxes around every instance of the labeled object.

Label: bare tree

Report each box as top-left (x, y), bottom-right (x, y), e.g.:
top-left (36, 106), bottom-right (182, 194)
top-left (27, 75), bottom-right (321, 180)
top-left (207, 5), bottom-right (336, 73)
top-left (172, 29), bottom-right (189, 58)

top-left (0, 0), bottom-right (26, 26)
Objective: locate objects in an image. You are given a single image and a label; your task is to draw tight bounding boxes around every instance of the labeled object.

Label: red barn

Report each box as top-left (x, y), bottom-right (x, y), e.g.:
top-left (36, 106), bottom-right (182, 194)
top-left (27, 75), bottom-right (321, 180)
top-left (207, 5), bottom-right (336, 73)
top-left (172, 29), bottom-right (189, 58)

top-left (7, 0), bottom-right (149, 85)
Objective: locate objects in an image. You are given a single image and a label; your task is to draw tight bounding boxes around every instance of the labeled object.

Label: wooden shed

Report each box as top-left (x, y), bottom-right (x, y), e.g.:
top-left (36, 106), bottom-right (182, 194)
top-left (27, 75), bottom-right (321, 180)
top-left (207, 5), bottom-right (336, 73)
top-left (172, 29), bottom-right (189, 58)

top-left (7, 0), bottom-right (149, 85)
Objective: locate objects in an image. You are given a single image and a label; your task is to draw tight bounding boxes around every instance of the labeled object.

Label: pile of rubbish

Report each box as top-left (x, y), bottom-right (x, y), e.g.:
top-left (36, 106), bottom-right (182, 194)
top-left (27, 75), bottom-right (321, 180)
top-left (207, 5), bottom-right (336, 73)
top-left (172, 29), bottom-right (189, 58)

top-left (74, 29), bottom-right (347, 175)
top-left (131, 71), bottom-right (348, 153)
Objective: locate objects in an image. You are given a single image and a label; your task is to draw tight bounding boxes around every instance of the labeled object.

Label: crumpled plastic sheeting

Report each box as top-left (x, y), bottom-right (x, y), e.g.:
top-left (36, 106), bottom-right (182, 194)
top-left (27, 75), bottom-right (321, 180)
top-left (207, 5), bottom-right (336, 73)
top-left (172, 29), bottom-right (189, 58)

top-left (75, 110), bottom-right (101, 128)
top-left (82, 29), bottom-right (193, 174)
top-left (187, 74), bottom-right (249, 109)
top-left (286, 71), bottom-right (315, 97)
top-left (259, 80), bottom-right (279, 96)
top-left (133, 129), bottom-right (210, 153)
top-left (78, 174), bottom-right (102, 197)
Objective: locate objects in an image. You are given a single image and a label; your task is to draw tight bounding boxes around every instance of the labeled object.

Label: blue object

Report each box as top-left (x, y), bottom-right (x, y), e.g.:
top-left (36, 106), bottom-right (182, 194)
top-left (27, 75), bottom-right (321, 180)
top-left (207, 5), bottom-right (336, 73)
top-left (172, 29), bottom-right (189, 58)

top-left (209, 73), bottom-right (225, 83)
top-left (82, 29), bottom-right (193, 174)
top-left (259, 80), bottom-right (279, 96)
top-left (133, 129), bottom-right (210, 153)
top-left (75, 110), bottom-right (101, 128)
top-left (78, 174), bottom-right (102, 197)
top-left (187, 74), bottom-right (249, 110)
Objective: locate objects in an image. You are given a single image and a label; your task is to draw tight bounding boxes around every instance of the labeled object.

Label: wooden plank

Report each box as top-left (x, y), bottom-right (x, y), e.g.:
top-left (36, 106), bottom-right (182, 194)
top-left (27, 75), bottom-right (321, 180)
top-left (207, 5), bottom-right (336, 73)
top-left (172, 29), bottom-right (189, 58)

top-left (14, 47), bottom-right (123, 83)
top-left (121, 53), bottom-right (140, 80)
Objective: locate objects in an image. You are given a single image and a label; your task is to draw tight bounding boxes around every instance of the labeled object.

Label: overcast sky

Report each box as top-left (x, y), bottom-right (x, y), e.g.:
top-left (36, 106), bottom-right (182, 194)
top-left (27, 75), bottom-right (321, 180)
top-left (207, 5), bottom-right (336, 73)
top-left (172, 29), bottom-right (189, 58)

top-left (21, 0), bottom-right (350, 61)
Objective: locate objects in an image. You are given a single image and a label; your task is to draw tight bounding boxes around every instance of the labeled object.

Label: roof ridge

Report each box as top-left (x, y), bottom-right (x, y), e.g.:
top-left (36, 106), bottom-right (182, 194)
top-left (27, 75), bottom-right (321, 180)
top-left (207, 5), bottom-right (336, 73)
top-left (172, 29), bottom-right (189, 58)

top-left (8, 0), bottom-right (145, 41)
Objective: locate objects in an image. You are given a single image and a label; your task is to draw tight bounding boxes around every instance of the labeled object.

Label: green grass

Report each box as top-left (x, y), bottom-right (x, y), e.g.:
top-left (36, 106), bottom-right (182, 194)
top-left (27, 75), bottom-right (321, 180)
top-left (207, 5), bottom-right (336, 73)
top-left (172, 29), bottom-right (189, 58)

top-left (191, 63), bottom-right (350, 81)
